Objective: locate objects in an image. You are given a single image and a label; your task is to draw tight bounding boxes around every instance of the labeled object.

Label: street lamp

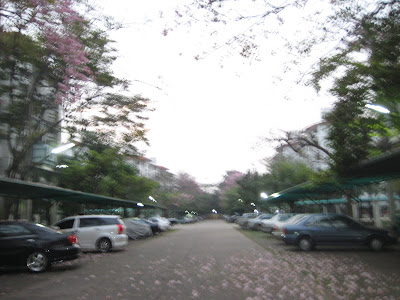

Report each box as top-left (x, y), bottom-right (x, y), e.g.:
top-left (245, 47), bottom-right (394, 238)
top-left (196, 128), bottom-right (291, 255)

top-left (365, 104), bottom-right (390, 114)
top-left (51, 142), bottom-right (75, 154)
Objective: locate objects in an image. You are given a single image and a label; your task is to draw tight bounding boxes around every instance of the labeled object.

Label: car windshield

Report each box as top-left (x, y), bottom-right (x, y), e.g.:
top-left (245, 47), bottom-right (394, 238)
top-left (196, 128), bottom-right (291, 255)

top-left (289, 214), bottom-right (309, 224)
top-left (269, 215), bottom-right (280, 221)
top-left (331, 216), bottom-right (363, 229)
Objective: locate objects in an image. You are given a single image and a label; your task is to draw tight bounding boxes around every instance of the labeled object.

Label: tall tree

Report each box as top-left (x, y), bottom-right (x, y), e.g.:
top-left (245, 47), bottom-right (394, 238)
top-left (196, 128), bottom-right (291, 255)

top-left (57, 148), bottom-right (158, 201)
top-left (236, 171), bottom-right (268, 213)
top-left (0, 0), bottom-right (151, 179)
top-left (312, 1), bottom-right (400, 175)
top-left (0, 0), bottom-right (152, 218)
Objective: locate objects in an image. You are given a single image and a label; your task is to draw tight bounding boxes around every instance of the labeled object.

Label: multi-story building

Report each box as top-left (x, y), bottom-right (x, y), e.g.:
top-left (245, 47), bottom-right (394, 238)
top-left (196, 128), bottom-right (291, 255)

top-left (124, 156), bottom-right (175, 190)
top-left (277, 121), bottom-right (331, 171)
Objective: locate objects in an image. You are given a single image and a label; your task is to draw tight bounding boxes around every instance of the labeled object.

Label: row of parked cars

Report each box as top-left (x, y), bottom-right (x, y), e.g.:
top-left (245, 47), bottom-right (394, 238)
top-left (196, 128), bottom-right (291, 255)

top-left (0, 214), bottom-right (198, 272)
top-left (225, 212), bottom-right (398, 251)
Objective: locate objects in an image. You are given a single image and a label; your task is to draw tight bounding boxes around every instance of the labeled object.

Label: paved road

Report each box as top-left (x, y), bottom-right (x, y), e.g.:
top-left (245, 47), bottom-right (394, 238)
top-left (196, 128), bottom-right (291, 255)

top-left (1, 220), bottom-right (400, 300)
top-left (1, 220), bottom-right (266, 300)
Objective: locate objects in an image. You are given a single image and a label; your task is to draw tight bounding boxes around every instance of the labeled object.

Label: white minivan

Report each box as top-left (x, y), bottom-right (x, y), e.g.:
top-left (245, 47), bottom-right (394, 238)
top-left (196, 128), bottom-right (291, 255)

top-left (53, 215), bottom-right (128, 252)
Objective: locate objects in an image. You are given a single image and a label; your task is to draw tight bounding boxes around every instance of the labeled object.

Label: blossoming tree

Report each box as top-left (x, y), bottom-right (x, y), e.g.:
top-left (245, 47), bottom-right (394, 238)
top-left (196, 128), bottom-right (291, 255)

top-left (0, 0), bottom-right (151, 218)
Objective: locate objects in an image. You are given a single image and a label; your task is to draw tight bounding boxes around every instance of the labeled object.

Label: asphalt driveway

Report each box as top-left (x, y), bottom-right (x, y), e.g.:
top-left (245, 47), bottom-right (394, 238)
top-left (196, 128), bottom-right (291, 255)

top-left (1, 220), bottom-right (400, 299)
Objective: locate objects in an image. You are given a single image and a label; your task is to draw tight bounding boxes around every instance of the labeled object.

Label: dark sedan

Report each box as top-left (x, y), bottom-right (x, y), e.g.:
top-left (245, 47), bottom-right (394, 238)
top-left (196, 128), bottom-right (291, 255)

top-left (0, 221), bottom-right (80, 272)
top-left (282, 213), bottom-right (397, 251)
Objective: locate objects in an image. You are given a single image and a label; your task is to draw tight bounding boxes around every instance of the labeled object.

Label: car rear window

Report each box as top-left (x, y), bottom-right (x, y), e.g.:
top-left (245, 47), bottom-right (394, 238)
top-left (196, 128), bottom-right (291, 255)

top-left (79, 217), bottom-right (119, 227)
top-left (0, 224), bottom-right (33, 237)
top-left (31, 223), bottom-right (61, 235)
top-left (305, 215), bottom-right (332, 227)
top-left (101, 217), bottom-right (120, 225)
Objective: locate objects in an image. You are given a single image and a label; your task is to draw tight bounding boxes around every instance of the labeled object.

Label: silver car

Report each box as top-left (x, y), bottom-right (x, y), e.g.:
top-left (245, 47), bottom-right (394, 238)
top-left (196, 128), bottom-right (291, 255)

top-left (53, 215), bottom-right (128, 252)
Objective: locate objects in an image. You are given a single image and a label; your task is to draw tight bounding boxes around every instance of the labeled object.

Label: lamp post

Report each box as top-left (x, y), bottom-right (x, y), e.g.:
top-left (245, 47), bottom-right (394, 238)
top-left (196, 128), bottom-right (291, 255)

top-left (51, 142), bottom-right (76, 154)
top-left (33, 142), bottom-right (75, 170)
top-left (365, 104), bottom-right (390, 114)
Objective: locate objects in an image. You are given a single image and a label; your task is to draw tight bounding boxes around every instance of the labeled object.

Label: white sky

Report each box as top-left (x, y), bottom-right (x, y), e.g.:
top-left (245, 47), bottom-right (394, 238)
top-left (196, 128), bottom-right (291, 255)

top-left (97, 0), bottom-right (336, 184)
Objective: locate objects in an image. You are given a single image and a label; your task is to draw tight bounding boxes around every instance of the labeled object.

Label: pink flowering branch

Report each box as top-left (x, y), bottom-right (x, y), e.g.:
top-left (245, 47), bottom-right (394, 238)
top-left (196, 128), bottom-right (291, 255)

top-left (1, 0), bottom-right (93, 104)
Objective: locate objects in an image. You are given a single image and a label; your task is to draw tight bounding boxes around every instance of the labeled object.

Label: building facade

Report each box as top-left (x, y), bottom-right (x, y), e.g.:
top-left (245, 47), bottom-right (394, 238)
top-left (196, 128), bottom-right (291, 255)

top-left (124, 156), bottom-right (175, 190)
top-left (277, 121), bottom-right (331, 171)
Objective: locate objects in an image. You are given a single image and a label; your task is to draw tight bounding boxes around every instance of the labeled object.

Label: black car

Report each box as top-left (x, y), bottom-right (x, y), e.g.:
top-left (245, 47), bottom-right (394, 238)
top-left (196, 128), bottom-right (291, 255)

top-left (0, 221), bottom-right (80, 272)
top-left (282, 213), bottom-right (397, 251)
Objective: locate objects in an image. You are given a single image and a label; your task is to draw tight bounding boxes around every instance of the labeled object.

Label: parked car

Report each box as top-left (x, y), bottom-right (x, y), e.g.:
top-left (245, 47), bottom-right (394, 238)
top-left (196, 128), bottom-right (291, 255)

top-left (137, 219), bottom-right (162, 235)
top-left (224, 214), bottom-right (240, 223)
top-left (282, 213), bottom-right (398, 251)
top-left (0, 221), bottom-right (80, 272)
top-left (237, 213), bottom-right (258, 228)
top-left (53, 215), bottom-right (128, 252)
top-left (259, 214), bottom-right (296, 233)
top-left (122, 218), bottom-right (153, 240)
top-left (271, 214), bottom-right (310, 238)
top-left (148, 216), bottom-right (171, 231)
top-left (246, 214), bottom-right (274, 230)
top-left (167, 218), bottom-right (179, 225)
top-left (177, 217), bottom-right (193, 224)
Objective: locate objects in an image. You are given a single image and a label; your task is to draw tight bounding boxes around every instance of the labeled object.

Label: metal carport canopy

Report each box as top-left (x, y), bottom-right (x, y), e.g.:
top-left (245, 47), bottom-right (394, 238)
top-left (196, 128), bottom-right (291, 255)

top-left (265, 148), bottom-right (400, 205)
top-left (0, 177), bottom-right (165, 209)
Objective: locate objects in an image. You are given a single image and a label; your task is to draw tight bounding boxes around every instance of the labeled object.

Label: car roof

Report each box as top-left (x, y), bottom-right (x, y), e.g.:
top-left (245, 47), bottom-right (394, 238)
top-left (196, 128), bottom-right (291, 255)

top-left (66, 215), bottom-right (121, 218)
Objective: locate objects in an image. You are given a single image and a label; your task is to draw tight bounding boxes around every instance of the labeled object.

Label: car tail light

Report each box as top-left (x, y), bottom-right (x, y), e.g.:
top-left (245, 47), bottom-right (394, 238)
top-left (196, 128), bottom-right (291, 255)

top-left (272, 225), bottom-right (278, 231)
top-left (68, 234), bottom-right (78, 244)
top-left (283, 227), bottom-right (287, 235)
top-left (117, 224), bottom-right (123, 234)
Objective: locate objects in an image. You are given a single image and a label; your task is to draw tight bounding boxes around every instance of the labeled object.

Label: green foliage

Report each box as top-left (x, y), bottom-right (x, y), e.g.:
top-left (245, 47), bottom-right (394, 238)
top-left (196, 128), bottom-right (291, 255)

top-left (236, 172), bottom-right (266, 209)
top-left (264, 155), bottom-right (315, 192)
top-left (312, 1), bottom-right (400, 176)
top-left (151, 172), bottom-right (216, 215)
top-left (219, 157), bottom-right (315, 214)
top-left (221, 186), bottom-right (243, 215)
top-left (57, 148), bottom-right (158, 202)
top-left (1, 1), bottom-right (151, 181)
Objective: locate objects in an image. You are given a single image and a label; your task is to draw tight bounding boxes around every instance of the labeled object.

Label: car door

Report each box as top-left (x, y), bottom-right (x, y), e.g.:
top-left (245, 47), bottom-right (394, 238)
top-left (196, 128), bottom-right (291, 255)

top-left (330, 216), bottom-right (366, 245)
top-left (304, 215), bottom-right (337, 244)
top-left (76, 218), bottom-right (102, 249)
top-left (0, 224), bottom-right (36, 267)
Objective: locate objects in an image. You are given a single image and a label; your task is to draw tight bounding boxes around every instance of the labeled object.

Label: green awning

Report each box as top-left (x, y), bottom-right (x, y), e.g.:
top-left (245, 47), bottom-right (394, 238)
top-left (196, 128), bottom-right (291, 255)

top-left (294, 195), bottom-right (400, 206)
top-left (265, 148), bottom-right (400, 204)
top-left (0, 177), bottom-right (164, 209)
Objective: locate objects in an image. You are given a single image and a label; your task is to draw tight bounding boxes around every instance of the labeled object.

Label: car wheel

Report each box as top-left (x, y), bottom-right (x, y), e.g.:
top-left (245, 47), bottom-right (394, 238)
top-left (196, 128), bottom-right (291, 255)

top-left (26, 252), bottom-right (49, 272)
top-left (98, 238), bottom-right (112, 252)
top-left (369, 237), bottom-right (383, 251)
top-left (298, 237), bottom-right (313, 251)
